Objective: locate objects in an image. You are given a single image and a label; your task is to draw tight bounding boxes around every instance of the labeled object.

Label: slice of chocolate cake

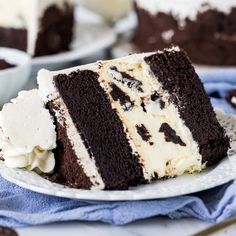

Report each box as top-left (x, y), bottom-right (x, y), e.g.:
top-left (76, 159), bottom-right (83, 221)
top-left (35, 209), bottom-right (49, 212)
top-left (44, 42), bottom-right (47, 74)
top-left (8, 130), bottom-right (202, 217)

top-left (32, 46), bottom-right (229, 190)
top-left (133, 0), bottom-right (236, 66)
top-left (0, 0), bottom-right (75, 56)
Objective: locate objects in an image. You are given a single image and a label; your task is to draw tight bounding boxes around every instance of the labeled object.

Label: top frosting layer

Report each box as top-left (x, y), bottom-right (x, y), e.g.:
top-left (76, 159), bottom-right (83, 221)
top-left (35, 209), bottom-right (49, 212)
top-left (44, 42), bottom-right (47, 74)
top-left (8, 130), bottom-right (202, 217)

top-left (136, 0), bottom-right (236, 24)
top-left (0, 89), bottom-right (56, 173)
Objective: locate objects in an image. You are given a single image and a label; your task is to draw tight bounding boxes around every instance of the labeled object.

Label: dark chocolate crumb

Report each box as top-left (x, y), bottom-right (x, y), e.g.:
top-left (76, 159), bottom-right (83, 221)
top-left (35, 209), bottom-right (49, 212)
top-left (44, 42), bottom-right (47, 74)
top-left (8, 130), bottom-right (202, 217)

top-left (151, 91), bottom-right (160, 101)
top-left (110, 66), bottom-right (144, 92)
top-left (151, 172), bottom-right (158, 181)
top-left (159, 123), bottom-right (186, 146)
top-left (160, 100), bottom-right (165, 109)
top-left (136, 124), bottom-right (152, 142)
top-left (150, 91), bottom-right (165, 109)
top-left (141, 102), bottom-right (147, 112)
top-left (110, 83), bottom-right (134, 111)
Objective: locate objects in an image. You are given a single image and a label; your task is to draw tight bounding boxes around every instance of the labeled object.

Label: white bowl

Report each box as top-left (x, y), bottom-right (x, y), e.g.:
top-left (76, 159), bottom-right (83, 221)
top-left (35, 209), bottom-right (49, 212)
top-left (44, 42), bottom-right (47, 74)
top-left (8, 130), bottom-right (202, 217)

top-left (0, 47), bottom-right (31, 107)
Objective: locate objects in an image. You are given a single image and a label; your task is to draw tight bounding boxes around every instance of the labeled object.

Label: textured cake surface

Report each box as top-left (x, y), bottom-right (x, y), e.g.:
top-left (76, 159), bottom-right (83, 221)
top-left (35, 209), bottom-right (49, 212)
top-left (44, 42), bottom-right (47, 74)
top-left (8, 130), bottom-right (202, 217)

top-left (133, 0), bottom-right (236, 65)
top-left (35, 46), bottom-right (229, 190)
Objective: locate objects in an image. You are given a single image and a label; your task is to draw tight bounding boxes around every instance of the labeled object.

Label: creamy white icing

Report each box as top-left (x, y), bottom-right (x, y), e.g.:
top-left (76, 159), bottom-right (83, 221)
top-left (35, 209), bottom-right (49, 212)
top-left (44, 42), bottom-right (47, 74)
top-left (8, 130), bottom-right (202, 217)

top-left (136, 0), bottom-right (236, 26)
top-left (0, 0), bottom-right (75, 55)
top-left (0, 90), bottom-right (56, 173)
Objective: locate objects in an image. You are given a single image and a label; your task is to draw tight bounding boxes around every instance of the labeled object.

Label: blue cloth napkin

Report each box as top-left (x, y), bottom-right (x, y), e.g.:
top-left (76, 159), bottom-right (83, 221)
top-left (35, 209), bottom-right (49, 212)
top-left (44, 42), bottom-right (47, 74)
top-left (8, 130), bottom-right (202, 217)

top-left (0, 68), bottom-right (236, 228)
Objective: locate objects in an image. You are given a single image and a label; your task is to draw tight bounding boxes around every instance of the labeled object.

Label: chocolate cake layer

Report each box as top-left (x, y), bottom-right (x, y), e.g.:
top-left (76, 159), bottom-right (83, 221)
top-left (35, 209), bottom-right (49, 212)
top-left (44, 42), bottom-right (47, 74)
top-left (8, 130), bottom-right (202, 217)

top-left (0, 27), bottom-right (27, 52)
top-left (134, 5), bottom-right (236, 65)
top-left (144, 49), bottom-right (230, 166)
top-left (35, 3), bottom-right (74, 57)
top-left (53, 70), bottom-right (144, 190)
top-left (47, 103), bottom-right (92, 189)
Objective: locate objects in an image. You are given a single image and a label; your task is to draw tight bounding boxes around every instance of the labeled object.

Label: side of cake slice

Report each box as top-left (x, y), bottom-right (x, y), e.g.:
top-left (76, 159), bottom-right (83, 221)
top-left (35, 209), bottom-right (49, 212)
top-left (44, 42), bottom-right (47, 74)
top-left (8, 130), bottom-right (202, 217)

top-left (35, 46), bottom-right (229, 190)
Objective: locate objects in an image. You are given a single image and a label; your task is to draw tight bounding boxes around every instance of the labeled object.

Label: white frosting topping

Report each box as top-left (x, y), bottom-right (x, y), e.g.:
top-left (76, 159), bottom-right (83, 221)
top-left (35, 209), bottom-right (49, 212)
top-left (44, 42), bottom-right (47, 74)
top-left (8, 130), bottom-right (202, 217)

top-left (0, 90), bottom-right (56, 173)
top-left (136, 0), bottom-right (236, 26)
top-left (0, 0), bottom-right (75, 55)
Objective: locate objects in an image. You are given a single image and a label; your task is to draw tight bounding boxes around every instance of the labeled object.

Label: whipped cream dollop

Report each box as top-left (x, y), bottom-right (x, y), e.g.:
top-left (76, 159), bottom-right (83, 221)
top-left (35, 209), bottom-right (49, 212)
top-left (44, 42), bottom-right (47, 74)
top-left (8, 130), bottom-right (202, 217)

top-left (0, 89), bottom-right (56, 173)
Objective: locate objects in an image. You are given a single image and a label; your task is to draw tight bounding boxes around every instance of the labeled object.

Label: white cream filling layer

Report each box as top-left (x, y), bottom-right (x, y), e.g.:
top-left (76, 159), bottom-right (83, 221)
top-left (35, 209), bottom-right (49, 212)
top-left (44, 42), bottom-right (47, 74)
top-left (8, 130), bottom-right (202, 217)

top-left (0, 0), bottom-right (75, 55)
top-left (136, 0), bottom-right (236, 26)
top-left (0, 90), bottom-right (56, 173)
top-left (100, 56), bottom-right (203, 181)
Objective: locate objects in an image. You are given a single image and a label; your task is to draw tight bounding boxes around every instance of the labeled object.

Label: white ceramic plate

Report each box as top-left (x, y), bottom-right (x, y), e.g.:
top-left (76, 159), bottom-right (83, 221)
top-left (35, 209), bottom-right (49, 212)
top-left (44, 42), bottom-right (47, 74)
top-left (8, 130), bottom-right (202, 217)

top-left (0, 111), bottom-right (235, 201)
top-left (31, 23), bottom-right (116, 70)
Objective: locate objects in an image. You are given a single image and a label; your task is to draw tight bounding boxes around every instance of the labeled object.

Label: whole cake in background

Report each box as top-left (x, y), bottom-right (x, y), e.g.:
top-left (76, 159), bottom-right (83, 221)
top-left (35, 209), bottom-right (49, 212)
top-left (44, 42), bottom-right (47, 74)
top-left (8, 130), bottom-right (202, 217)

top-left (0, 47), bottom-right (230, 190)
top-left (0, 0), bottom-right (75, 57)
top-left (133, 0), bottom-right (236, 66)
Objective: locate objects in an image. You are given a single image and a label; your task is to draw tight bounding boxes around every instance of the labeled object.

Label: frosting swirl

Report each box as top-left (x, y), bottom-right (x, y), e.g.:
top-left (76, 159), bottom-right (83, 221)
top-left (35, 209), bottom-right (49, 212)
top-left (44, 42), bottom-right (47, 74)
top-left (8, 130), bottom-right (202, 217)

top-left (0, 90), bottom-right (56, 173)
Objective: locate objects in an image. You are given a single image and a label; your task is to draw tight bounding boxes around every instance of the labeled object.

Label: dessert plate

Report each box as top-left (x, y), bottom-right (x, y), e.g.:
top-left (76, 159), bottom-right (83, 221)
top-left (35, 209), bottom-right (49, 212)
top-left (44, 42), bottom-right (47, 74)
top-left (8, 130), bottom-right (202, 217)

top-left (0, 111), bottom-right (236, 201)
top-left (31, 22), bottom-right (116, 71)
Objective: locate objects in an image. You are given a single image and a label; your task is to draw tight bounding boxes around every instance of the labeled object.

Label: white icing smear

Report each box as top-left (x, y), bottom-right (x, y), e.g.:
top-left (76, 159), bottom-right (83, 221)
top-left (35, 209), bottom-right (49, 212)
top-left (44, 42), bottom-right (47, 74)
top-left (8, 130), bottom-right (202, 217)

top-left (136, 0), bottom-right (236, 24)
top-left (0, 90), bottom-right (56, 173)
